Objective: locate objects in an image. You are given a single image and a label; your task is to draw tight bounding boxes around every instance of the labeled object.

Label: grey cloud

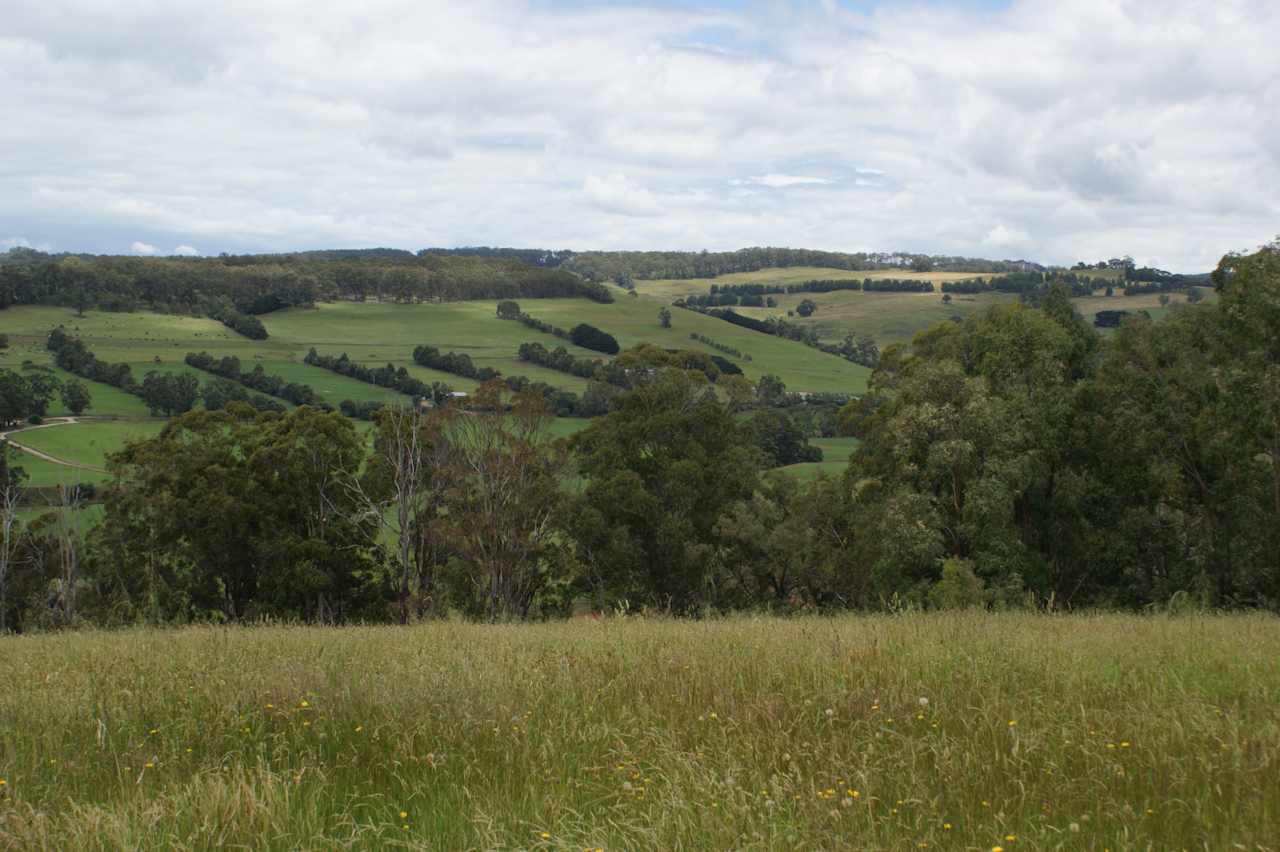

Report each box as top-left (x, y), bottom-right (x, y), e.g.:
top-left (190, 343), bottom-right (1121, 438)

top-left (1, 0), bottom-right (1277, 271)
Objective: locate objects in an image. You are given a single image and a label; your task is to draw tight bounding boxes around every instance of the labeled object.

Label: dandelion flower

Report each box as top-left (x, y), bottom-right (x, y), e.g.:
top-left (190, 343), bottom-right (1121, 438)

top-left (1008, 720), bottom-right (1017, 727)
top-left (144, 762), bottom-right (155, 769)
top-left (540, 831), bottom-right (551, 839)
top-left (0, 779), bottom-right (6, 786)
top-left (400, 811), bottom-right (408, 819)
top-left (943, 822), bottom-right (952, 830)
top-left (1005, 834), bottom-right (1017, 842)
top-left (149, 728), bottom-right (158, 735)
top-left (300, 700), bottom-right (310, 708)
top-left (992, 847), bottom-right (1004, 852)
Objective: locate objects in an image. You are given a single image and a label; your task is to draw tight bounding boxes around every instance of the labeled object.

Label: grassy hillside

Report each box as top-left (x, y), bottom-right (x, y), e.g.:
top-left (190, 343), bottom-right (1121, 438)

top-left (0, 298), bottom-right (869, 397)
top-left (0, 300), bottom-right (868, 496)
top-left (637, 268), bottom-right (1213, 346)
top-left (0, 613), bottom-right (1275, 850)
top-left (8, 448), bottom-right (111, 487)
top-left (10, 420), bottom-right (166, 470)
top-left (737, 290), bottom-right (1020, 345)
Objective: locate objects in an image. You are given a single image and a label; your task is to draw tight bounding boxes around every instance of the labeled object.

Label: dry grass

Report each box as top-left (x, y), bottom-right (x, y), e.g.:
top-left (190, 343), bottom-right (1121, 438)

top-left (2, 613), bottom-right (1277, 850)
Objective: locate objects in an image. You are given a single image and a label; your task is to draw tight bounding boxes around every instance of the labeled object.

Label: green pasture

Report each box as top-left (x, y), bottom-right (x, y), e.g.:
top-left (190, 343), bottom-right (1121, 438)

top-left (14, 364), bottom-right (151, 418)
top-left (0, 299), bottom-right (869, 398)
top-left (777, 436), bottom-right (860, 481)
top-left (8, 448), bottom-right (111, 488)
top-left (9, 420), bottom-right (167, 470)
top-left (726, 289), bottom-right (1017, 345)
top-left (14, 503), bottom-right (105, 528)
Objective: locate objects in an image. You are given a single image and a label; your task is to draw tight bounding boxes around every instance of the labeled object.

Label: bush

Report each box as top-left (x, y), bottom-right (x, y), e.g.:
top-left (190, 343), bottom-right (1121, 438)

top-left (928, 558), bottom-right (986, 609)
top-left (569, 323), bottom-right (620, 355)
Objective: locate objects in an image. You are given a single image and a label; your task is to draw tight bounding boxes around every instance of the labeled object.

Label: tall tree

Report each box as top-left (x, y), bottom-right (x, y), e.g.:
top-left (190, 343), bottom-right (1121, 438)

top-left (566, 370), bottom-right (760, 612)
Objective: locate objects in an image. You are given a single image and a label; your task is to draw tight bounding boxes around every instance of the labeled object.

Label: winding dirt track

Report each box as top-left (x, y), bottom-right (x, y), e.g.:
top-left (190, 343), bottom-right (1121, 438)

top-left (0, 417), bottom-right (108, 473)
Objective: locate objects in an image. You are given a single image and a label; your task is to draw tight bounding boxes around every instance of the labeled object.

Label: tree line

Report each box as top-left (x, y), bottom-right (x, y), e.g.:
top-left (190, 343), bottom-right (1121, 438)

top-left (0, 249), bottom-right (613, 318)
top-left (561, 247), bottom-right (1034, 284)
top-left (185, 352), bottom-right (327, 408)
top-left (689, 333), bottom-right (751, 361)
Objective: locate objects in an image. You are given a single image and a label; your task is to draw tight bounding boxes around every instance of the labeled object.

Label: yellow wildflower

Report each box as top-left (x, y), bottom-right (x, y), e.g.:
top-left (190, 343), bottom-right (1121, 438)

top-left (400, 811), bottom-right (408, 819)
top-left (540, 831), bottom-right (552, 839)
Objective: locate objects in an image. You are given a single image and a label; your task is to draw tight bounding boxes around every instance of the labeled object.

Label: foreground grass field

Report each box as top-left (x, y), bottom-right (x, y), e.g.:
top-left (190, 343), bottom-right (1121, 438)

top-left (1, 613), bottom-right (1276, 850)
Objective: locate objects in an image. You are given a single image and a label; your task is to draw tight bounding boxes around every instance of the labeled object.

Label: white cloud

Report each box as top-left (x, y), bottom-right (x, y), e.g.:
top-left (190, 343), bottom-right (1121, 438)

top-left (982, 225), bottom-right (1031, 249)
top-left (0, 0), bottom-right (1275, 270)
top-left (582, 174), bottom-right (664, 218)
top-left (130, 241), bottom-right (158, 255)
top-left (747, 174), bottom-right (832, 188)
top-left (173, 244), bottom-right (200, 256)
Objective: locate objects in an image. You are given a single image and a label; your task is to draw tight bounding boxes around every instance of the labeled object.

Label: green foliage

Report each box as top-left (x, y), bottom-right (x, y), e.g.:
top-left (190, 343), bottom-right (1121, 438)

top-left (568, 322), bottom-right (620, 355)
top-left (58, 379), bottom-right (91, 415)
top-left (658, 306), bottom-right (672, 328)
top-left (97, 406), bottom-right (385, 623)
top-left (138, 371), bottom-right (199, 416)
top-left (927, 558), bottom-right (986, 609)
top-left (0, 368), bottom-right (60, 427)
top-left (566, 371), bottom-right (760, 612)
top-left (751, 409), bottom-right (822, 467)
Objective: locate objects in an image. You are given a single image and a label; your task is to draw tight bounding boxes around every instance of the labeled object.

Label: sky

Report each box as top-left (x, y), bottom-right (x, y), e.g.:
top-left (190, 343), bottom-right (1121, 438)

top-left (2, 0), bottom-right (1277, 271)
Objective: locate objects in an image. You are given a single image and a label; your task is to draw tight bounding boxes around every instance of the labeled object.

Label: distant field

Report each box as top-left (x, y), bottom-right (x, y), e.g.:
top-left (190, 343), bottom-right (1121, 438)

top-left (0, 298), bottom-right (863, 479)
top-left (12, 420), bottom-right (167, 470)
top-left (727, 289), bottom-right (1018, 345)
top-left (778, 436), bottom-right (860, 481)
top-left (8, 448), bottom-right (111, 487)
top-left (1, 613), bottom-right (1276, 849)
top-left (0, 300), bottom-right (868, 398)
top-left (637, 267), bottom-right (989, 301)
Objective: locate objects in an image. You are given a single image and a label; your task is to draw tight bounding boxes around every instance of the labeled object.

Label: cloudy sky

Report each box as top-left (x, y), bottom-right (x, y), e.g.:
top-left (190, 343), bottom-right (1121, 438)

top-left (2, 0), bottom-right (1276, 270)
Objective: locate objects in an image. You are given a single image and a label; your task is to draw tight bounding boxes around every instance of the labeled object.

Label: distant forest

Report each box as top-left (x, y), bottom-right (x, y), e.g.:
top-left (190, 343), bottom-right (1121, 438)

top-left (0, 247), bottom-right (612, 317)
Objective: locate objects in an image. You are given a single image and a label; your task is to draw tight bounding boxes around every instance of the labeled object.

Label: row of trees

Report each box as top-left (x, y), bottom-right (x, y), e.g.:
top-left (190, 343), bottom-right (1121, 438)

top-left (689, 333), bottom-right (751, 361)
top-left (409, 346), bottom-right (501, 382)
top-left (184, 352), bottom-right (326, 408)
top-left (690, 307), bottom-right (880, 368)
